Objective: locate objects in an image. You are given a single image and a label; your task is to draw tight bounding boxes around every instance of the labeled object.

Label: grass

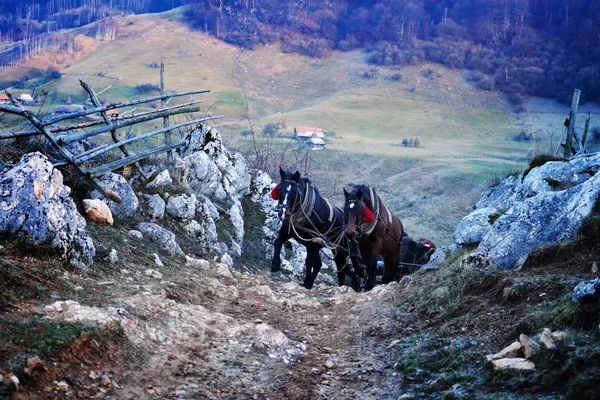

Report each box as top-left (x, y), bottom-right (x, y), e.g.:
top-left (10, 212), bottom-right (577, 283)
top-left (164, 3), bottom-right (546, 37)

top-left (1, 319), bottom-right (100, 359)
top-left (395, 233), bottom-right (600, 399)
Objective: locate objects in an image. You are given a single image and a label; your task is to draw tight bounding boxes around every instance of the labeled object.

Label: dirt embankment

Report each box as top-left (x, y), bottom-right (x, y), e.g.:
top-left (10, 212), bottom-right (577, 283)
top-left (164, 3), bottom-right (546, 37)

top-left (1, 253), bottom-right (411, 400)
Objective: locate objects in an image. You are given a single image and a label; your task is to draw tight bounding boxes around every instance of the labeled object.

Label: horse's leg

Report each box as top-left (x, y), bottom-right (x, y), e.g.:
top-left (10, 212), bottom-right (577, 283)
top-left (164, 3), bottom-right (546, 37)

top-left (303, 244), bottom-right (321, 289)
top-left (382, 251), bottom-right (399, 284)
top-left (364, 240), bottom-right (383, 291)
top-left (364, 253), bottom-right (377, 291)
top-left (333, 251), bottom-right (348, 287)
top-left (382, 224), bottom-right (403, 284)
top-left (271, 228), bottom-right (289, 277)
top-left (349, 243), bottom-right (366, 279)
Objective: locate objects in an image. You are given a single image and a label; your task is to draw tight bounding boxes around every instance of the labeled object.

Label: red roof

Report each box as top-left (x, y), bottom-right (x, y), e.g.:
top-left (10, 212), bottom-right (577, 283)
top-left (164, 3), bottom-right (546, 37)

top-left (0, 94), bottom-right (9, 101)
top-left (295, 126), bottom-right (323, 134)
top-left (105, 109), bottom-right (119, 115)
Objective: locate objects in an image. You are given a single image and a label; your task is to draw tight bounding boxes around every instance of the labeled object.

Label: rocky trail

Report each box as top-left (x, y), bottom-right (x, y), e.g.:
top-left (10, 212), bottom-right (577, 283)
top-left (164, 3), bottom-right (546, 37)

top-left (35, 260), bottom-right (409, 400)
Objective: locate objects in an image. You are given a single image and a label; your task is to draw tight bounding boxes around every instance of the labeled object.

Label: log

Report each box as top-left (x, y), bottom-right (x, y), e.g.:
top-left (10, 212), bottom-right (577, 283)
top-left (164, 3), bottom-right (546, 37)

top-left (57, 108), bottom-right (221, 145)
top-left (75, 115), bottom-right (223, 163)
top-left (578, 112), bottom-right (591, 155)
top-left (88, 141), bottom-right (187, 177)
top-left (41, 88), bottom-right (210, 126)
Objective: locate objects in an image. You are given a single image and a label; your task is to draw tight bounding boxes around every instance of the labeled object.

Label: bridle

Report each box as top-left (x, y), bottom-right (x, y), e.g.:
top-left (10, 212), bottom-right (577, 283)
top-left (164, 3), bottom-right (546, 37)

top-left (275, 179), bottom-right (303, 220)
top-left (344, 198), bottom-right (366, 237)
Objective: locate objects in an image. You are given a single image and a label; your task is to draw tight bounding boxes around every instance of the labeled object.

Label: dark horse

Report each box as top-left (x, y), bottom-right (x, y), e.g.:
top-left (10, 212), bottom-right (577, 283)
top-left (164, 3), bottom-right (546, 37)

top-left (271, 168), bottom-right (359, 290)
top-left (343, 185), bottom-right (404, 290)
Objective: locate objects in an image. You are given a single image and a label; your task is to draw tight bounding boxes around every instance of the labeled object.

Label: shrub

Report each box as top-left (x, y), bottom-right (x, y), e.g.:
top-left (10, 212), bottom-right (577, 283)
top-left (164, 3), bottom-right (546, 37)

top-left (134, 84), bottom-right (160, 94)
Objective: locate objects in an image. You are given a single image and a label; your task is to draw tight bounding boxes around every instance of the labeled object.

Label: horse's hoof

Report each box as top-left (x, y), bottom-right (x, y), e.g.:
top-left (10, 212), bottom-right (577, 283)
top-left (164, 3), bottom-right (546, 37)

top-left (271, 271), bottom-right (282, 279)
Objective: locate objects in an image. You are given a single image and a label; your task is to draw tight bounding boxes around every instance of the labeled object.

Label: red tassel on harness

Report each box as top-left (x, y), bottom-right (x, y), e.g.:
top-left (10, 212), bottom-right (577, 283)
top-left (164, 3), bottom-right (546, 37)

top-left (362, 207), bottom-right (375, 224)
top-left (270, 184), bottom-right (280, 200)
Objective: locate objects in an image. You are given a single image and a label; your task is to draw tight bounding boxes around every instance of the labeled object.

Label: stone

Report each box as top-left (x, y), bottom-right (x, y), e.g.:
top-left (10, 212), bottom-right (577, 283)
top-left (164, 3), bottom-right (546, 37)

top-left (453, 207), bottom-right (500, 245)
top-left (221, 253), bottom-right (234, 267)
top-left (572, 278), bottom-right (600, 303)
top-left (552, 331), bottom-right (567, 343)
top-left (83, 199), bottom-right (113, 226)
top-left (519, 334), bottom-right (541, 359)
top-left (540, 328), bottom-right (557, 350)
top-left (144, 269), bottom-right (163, 279)
top-left (24, 356), bottom-right (44, 375)
top-left (491, 358), bottom-right (535, 372)
top-left (147, 170), bottom-right (172, 189)
top-left (217, 263), bottom-right (233, 279)
top-left (136, 222), bottom-right (183, 255)
top-left (185, 256), bottom-right (210, 269)
top-left (324, 360), bottom-right (334, 369)
top-left (475, 175), bottom-right (519, 210)
top-left (90, 172), bottom-right (139, 218)
top-left (166, 193), bottom-right (197, 220)
top-left (100, 375), bottom-right (112, 388)
top-left (486, 341), bottom-right (523, 361)
top-left (108, 249), bottom-right (118, 265)
top-left (420, 246), bottom-right (446, 271)
top-left (0, 152), bottom-right (95, 268)
top-left (128, 230), bottom-right (143, 239)
top-left (154, 253), bottom-right (164, 267)
top-left (142, 194), bottom-right (166, 220)
top-left (464, 153), bottom-right (600, 270)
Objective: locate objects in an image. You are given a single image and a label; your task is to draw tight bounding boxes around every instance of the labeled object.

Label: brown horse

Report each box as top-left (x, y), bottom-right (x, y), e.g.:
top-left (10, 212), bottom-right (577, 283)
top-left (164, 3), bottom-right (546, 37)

top-left (343, 184), bottom-right (404, 290)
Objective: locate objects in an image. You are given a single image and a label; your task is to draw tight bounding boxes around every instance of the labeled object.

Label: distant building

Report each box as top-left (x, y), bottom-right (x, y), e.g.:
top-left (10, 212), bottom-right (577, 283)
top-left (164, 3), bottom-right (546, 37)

top-left (18, 93), bottom-right (35, 105)
top-left (294, 126), bottom-right (324, 139)
top-left (54, 104), bottom-right (85, 115)
top-left (306, 137), bottom-right (326, 150)
top-left (0, 94), bottom-right (9, 104)
top-left (294, 126), bottom-right (326, 150)
top-left (105, 108), bottom-right (119, 119)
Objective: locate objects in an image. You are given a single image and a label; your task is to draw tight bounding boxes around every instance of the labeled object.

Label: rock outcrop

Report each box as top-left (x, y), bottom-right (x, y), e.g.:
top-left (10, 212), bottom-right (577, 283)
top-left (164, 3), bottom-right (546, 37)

top-left (0, 152), bottom-right (95, 268)
top-left (90, 172), bottom-right (139, 218)
top-left (455, 153), bottom-right (600, 270)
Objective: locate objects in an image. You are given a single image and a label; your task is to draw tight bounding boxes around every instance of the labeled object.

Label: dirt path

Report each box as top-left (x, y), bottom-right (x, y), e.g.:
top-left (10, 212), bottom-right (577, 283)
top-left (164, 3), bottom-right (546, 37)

top-left (43, 262), bottom-right (407, 399)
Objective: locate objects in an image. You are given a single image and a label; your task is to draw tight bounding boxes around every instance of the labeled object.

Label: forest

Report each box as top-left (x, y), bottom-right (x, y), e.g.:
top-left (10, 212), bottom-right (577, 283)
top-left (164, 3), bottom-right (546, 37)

top-left (1, 0), bottom-right (600, 105)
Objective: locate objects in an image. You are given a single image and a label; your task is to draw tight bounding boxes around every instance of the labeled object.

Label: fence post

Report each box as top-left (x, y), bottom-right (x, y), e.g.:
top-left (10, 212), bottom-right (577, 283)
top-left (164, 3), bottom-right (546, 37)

top-left (160, 62), bottom-right (172, 140)
top-left (564, 88), bottom-right (581, 157)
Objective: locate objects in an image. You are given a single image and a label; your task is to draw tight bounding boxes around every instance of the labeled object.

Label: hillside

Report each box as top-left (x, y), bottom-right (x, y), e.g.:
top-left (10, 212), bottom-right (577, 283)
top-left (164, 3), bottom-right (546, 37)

top-left (0, 124), bottom-right (598, 400)
top-left (1, 9), bottom-right (600, 247)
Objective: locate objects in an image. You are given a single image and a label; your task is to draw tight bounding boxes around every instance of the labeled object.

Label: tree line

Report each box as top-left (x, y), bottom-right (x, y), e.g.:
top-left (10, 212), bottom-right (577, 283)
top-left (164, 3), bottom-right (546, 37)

top-left (184, 0), bottom-right (600, 105)
top-left (1, 0), bottom-right (599, 105)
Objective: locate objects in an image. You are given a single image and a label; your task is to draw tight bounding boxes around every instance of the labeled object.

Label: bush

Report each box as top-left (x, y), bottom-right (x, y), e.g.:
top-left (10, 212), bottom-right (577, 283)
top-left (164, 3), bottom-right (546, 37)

top-left (134, 84), bottom-right (160, 94)
top-left (46, 67), bottom-right (62, 80)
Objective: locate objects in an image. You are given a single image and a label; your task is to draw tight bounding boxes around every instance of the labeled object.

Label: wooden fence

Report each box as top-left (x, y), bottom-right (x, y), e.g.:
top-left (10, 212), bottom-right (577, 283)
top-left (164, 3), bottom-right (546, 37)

top-left (0, 78), bottom-right (222, 202)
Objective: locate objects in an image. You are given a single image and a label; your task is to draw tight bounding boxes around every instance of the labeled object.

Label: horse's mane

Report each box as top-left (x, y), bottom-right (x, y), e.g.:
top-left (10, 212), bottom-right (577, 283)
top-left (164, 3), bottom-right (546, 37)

top-left (353, 184), bottom-right (376, 212)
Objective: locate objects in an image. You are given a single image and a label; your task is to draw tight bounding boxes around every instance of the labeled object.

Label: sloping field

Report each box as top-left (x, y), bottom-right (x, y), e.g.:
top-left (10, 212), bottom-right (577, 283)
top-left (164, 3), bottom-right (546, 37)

top-left (4, 7), bottom-right (599, 244)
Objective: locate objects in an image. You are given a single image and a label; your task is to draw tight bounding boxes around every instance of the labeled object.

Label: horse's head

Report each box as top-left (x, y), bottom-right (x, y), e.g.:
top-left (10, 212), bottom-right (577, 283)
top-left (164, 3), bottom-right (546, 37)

top-left (343, 186), bottom-right (375, 238)
top-left (343, 186), bottom-right (365, 238)
top-left (273, 167), bottom-right (303, 220)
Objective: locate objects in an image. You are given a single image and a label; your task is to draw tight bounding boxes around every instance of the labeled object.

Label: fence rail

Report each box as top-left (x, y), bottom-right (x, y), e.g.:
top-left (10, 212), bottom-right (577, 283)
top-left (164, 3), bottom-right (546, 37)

top-left (0, 79), bottom-right (222, 202)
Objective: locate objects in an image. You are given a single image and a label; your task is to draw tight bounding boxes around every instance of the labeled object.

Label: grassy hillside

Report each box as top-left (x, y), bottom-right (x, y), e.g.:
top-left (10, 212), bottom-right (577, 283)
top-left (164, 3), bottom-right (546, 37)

top-left (2, 7), bottom-right (599, 245)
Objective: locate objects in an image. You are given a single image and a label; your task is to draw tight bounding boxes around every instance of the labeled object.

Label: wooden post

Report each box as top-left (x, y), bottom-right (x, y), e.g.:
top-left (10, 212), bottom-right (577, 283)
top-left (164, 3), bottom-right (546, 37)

top-left (579, 112), bottom-right (591, 155)
top-left (564, 88), bottom-right (581, 158)
top-left (160, 61), bottom-right (174, 160)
